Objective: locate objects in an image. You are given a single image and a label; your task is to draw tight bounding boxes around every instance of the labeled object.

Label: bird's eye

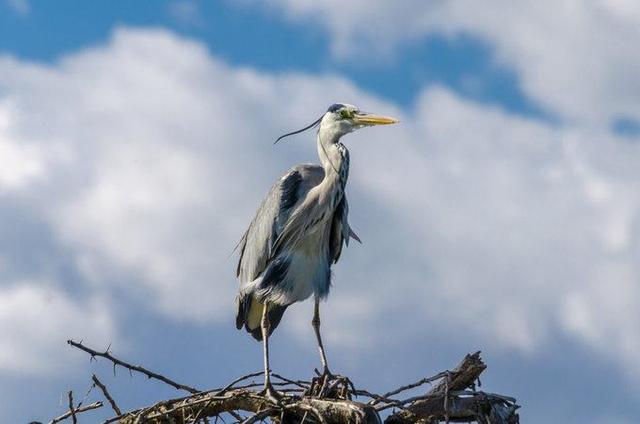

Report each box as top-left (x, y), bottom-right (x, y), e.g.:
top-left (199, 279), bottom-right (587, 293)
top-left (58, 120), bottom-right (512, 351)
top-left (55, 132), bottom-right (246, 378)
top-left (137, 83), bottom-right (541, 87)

top-left (339, 109), bottom-right (353, 119)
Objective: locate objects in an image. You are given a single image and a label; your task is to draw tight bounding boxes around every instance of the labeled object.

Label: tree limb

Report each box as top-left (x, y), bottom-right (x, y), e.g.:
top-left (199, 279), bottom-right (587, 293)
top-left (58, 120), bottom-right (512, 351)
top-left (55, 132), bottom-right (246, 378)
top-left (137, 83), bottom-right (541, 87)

top-left (48, 401), bottom-right (103, 424)
top-left (92, 374), bottom-right (122, 415)
top-left (61, 342), bottom-right (519, 424)
top-left (67, 391), bottom-right (77, 424)
top-left (67, 339), bottom-right (200, 394)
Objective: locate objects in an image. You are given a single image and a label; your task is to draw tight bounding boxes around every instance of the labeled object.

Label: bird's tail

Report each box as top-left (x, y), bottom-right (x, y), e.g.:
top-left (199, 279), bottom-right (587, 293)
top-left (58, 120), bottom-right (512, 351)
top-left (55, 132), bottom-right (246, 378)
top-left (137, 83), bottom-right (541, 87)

top-left (235, 294), bottom-right (288, 341)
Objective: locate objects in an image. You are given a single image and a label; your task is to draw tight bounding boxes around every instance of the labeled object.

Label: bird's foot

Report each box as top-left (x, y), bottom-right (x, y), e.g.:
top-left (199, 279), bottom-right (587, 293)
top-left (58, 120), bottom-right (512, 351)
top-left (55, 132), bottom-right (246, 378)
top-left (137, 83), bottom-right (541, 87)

top-left (307, 367), bottom-right (355, 400)
top-left (259, 382), bottom-right (282, 403)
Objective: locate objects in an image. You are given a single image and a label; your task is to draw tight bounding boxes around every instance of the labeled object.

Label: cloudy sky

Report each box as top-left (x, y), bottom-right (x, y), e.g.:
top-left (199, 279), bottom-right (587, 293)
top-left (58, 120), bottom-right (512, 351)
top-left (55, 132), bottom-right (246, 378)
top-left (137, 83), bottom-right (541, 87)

top-left (1, 1), bottom-right (640, 422)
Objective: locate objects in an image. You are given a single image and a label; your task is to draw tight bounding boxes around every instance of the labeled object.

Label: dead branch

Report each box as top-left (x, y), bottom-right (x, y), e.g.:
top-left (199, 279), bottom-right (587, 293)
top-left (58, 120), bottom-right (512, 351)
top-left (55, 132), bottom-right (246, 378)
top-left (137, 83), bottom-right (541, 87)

top-left (111, 388), bottom-right (380, 424)
top-left (67, 391), bottom-right (77, 424)
top-left (384, 352), bottom-right (519, 424)
top-left (57, 341), bottom-right (518, 424)
top-left (384, 391), bottom-right (519, 424)
top-left (428, 352), bottom-right (486, 395)
top-left (48, 401), bottom-right (103, 424)
top-left (67, 339), bottom-right (200, 394)
top-left (92, 374), bottom-right (122, 415)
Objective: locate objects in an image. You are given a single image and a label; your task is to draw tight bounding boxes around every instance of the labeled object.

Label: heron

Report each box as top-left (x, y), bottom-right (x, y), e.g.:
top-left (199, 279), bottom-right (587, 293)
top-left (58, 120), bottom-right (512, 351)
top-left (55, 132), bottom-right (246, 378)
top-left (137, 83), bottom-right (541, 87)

top-left (235, 103), bottom-right (398, 398)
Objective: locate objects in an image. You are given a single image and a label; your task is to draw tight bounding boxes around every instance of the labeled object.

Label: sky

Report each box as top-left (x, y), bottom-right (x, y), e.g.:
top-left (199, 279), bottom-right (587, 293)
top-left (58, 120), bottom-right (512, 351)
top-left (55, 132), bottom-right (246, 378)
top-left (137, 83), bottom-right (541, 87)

top-left (1, 1), bottom-right (640, 423)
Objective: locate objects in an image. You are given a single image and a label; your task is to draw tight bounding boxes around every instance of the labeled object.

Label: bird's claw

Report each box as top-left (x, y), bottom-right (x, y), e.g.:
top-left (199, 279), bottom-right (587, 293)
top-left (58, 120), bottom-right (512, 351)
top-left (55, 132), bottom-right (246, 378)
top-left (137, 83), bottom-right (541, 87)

top-left (259, 383), bottom-right (282, 403)
top-left (307, 368), bottom-right (354, 400)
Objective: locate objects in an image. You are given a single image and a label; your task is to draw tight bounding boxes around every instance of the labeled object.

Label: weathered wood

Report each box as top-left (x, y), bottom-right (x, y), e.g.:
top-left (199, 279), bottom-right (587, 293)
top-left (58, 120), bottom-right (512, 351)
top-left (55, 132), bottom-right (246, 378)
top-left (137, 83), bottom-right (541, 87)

top-left (283, 398), bottom-right (381, 424)
top-left (384, 392), bottom-right (519, 424)
top-left (61, 341), bottom-right (519, 424)
top-left (384, 352), bottom-right (519, 424)
top-left (428, 351), bottom-right (486, 395)
top-left (48, 401), bottom-right (103, 424)
top-left (113, 389), bottom-right (380, 424)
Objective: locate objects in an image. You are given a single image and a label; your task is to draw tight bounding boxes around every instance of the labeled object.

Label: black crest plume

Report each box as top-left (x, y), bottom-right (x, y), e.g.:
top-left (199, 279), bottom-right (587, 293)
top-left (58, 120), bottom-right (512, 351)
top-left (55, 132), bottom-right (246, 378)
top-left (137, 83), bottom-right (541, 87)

top-left (274, 115), bottom-right (323, 144)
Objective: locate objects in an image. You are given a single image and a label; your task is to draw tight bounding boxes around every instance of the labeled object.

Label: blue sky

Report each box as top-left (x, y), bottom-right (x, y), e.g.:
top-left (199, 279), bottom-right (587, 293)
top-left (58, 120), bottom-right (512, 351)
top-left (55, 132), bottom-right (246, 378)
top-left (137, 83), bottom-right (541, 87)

top-left (1, 1), bottom-right (640, 423)
top-left (0, 0), bottom-right (544, 116)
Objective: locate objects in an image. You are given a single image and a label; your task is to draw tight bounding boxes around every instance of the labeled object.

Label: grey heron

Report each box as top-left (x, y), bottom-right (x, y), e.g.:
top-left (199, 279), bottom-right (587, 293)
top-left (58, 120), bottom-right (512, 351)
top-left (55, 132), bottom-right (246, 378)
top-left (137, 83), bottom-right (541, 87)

top-left (235, 103), bottom-right (398, 398)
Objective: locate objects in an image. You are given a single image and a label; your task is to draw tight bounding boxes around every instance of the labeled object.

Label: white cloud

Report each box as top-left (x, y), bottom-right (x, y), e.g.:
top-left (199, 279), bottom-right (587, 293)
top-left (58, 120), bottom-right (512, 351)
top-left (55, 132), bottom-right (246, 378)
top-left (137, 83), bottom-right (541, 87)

top-left (0, 26), bottom-right (639, 381)
top-left (168, 0), bottom-right (203, 27)
top-left (349, 87), bottom-right (640, 363)
top-left (0, 29), bottom-right (364, 326)
top-left (0, 103), bottom-right (44, 190)
top-left (0, 283), bottom-right (115, 374)
top-left (256, 1), bottom-right (640, 126)
top-left (6, 0), bottom-right (29, 16)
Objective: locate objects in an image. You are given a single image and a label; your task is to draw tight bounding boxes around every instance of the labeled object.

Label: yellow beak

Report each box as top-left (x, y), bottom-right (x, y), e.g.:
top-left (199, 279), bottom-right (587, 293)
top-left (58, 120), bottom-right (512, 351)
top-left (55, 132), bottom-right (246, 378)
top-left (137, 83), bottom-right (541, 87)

top-left (352, 113), bottom-right (399, 126)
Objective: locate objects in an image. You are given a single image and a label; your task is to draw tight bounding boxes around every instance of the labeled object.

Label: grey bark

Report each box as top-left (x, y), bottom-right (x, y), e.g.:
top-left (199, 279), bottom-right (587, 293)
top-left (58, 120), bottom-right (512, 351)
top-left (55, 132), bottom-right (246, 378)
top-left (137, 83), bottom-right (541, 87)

top-left (110, 353), bottom-right (518, 424)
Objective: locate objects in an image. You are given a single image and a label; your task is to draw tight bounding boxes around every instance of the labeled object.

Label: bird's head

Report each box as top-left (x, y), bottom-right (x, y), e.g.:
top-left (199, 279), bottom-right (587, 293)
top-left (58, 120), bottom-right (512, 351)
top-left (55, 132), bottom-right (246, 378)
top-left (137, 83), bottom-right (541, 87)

top-left (275, 103), bottom-right (398, 144)
top-left (321, 103), bottom-right (398, 139)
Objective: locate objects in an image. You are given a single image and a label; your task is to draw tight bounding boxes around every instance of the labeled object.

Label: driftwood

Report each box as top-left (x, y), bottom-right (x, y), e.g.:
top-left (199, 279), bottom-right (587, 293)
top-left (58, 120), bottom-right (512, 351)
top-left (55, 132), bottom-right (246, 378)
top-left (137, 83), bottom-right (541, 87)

top-left (51, 340), bottom-right (519, 424)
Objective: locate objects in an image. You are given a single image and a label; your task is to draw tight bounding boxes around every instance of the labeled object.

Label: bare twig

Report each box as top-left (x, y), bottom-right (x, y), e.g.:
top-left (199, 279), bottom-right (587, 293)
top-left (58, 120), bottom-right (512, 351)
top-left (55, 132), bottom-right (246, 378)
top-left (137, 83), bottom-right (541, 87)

top-left (67, 339), bottom-right (199, 394)
top-left (272, 373), bottom-right (311, 390)
top-left (241, 408), bottom-right (278, 424)
top-left (385, 352), bottom-right (518, 424)
top-left (215, 371), bottom-right (264, 395)
top-left (58, 349), bottom-right (517, 424)
top-left (92, 374), bottom-right (122, 415)
top-left (286, 403), bottom-right (328, 424)
top-left (374, 370), bottom-right (449, 404)
top-left (49, 401), bottom-right (103, 424)
top-left (427, 351), bottom-right (486, 395)
top-left (67, 392), bottom-right (77, 424)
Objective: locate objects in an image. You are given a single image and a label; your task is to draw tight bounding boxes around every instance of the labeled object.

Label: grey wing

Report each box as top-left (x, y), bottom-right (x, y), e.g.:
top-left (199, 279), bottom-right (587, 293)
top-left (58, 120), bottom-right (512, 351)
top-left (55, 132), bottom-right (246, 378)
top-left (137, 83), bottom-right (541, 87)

top-left (329, 194), bottom-right (362, 264)
top-left (236, 164), bottom-right (325, 284)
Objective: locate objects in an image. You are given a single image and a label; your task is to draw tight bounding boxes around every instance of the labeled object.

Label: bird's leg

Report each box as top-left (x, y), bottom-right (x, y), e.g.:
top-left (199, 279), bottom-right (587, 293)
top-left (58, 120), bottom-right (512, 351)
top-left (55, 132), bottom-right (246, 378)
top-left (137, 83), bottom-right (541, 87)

top-left (312, 298), bottom-right (331, 375)
top-left (260, 302), bottom-right (280, 401)
top-left (311, 297), bottom-right (351, 398)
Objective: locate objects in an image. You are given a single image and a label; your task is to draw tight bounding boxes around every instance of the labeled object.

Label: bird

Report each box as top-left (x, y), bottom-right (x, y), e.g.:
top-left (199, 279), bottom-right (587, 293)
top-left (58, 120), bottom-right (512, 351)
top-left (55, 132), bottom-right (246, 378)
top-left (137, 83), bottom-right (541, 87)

top-left (235, 103), bottom-right (398, 398)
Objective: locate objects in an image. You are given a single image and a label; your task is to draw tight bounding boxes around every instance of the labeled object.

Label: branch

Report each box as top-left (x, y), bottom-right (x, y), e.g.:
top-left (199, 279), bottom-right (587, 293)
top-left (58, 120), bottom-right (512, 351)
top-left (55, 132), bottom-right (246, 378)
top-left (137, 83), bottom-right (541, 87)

top-left (113, 389), bottom-right (380, 424)
top-left (384, 352), bottom-right (519, 424)
top-left (67, 391), bottom-right (77, 424)
top-left (92, 374), bottom-right (122, 415)
top-left (60, 346), bottom-right (518, 424)
top-left (67, 339), bottom-right (200, 394)
top-left (385, 391), bottom-right (519, 424)
top-left (48, 401), bottom-right (103, 424)
top-left (428, 351), bottom-right (486, 395)
top-left (373, 371), bottom-right (449, 404)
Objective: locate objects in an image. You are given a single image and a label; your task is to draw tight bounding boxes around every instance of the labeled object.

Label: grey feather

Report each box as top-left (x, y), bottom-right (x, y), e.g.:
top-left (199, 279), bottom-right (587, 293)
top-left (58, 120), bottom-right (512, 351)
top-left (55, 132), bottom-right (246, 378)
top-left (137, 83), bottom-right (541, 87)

top-left (330, 196), bottom-right (352, 263)
top-left (236, 146), bottom-right (359, 337)
top-left (235, 295), bottom-right (288, 341)
top-left (233, 103), bottom-right (397, 390)
top-left (237, 164), bottom-right (323, 283)
top-left (235, 165), bottom-right (329, 336)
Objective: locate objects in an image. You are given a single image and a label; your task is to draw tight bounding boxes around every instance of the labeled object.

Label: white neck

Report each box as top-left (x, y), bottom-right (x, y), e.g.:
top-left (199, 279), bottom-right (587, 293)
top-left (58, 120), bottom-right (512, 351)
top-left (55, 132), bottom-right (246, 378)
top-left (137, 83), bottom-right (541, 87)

top-left (316, 131), bottom-right (349, 196)
top-left (317, 132), bottom-right (341, 172)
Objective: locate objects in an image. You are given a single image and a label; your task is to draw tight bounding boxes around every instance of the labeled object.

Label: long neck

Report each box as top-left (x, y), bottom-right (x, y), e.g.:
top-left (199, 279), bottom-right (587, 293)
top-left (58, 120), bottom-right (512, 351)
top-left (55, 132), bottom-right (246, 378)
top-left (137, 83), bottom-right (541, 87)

top-left (317, 131), bottom-right (350, 191)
